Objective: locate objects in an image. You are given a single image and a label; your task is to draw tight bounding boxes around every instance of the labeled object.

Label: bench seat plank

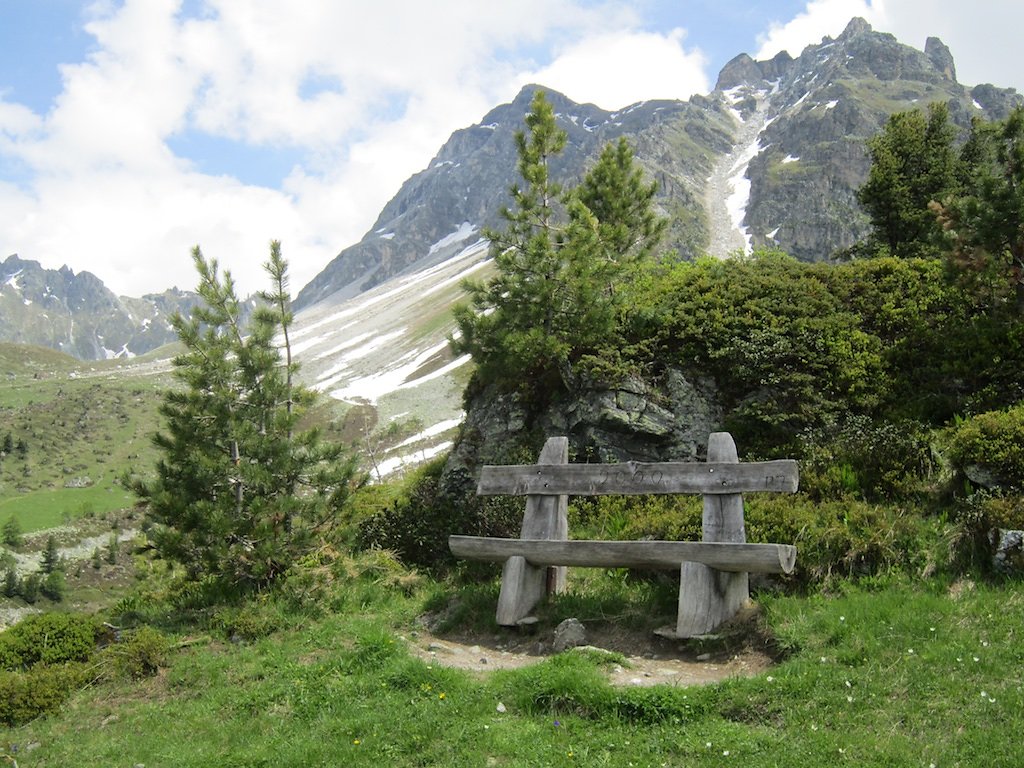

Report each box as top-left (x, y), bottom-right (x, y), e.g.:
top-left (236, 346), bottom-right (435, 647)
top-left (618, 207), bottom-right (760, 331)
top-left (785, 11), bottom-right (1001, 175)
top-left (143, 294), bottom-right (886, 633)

top-left (477, 459), bottom-right (798, 496)
top-left (449, 535), bottom-right (796, 574)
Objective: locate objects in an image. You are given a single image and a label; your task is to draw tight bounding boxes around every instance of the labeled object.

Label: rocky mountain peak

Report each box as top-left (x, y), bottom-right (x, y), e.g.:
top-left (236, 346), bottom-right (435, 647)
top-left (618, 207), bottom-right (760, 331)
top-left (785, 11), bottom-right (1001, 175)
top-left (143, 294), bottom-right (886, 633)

top-left (925, 36), bottom-right (956, 82)
top-left (837, 16), bottom-right (873, 41)
top-left (0, 254), bottom-right (197, 360)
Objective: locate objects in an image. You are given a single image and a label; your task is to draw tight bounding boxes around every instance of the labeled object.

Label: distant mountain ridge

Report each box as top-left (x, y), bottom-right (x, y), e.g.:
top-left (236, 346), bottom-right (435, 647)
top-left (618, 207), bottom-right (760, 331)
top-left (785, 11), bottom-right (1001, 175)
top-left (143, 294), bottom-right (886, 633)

top-left (0, 254), bottom-right (199, 360)
top-left (294, 17), bottom-right (1022, 309)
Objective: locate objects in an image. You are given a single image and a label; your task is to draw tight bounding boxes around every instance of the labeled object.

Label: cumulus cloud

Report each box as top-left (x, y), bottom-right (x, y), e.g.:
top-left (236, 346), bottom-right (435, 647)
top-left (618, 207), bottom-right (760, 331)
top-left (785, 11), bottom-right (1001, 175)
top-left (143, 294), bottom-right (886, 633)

top-left (0, 0), bottom-right (714, 297)
top-left (522, 28), bottom-right (710, 109)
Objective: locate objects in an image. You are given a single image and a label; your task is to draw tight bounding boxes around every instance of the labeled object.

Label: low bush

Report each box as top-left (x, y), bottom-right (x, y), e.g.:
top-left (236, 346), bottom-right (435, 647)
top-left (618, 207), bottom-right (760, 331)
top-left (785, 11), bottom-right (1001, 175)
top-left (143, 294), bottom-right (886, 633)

top-left (946, 404), bottom-right (1024, 490)
top-left (357, 458), bottom-right (522, 573)
top-left (568, 493), bottom-right (952, 587)
top-left (0, 612), bottom-right (100, 671)
top-left (100, 625), bottom-right (169, 680)
top-left (0, 662), bottom-right (90, 726)
top-left (798, 416), bottom-right (935, 500)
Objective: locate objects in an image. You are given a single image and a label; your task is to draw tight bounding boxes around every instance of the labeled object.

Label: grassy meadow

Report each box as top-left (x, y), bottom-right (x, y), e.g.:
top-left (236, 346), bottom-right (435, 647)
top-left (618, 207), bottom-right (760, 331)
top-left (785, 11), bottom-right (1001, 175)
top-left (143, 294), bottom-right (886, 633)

top-left (1, 343), bottom-right (1022, 767)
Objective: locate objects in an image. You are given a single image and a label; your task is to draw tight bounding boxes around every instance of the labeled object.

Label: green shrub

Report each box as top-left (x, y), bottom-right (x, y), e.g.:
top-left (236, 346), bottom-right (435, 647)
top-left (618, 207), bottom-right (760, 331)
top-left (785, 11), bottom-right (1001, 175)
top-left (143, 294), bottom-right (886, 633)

top-left (569, 493), bottom-right (950, 587)
top-left (0, 663), bottom-right (90, 726)
top-left (0, 612), bottom-right (100, 671)
top-left (100, 625), bottom-right (169, 680)
top-left (214, 603), bottom-right (285, 642)
top-left (798, 416), bottom-right (935, 500)
top-left (357, 458), bottom-right (522, 573)
top-left (949, 490), bottom-right (1024, 569)
top-left (946, 405), bottom-right (1024, 490)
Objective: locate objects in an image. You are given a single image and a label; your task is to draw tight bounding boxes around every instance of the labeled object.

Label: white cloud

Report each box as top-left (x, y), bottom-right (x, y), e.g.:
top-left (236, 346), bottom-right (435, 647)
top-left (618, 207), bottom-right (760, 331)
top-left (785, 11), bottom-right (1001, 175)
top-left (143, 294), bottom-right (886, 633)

top-left (4, 0), bottom-right (703, 297)
top-left (522, 28), bottom-right (710, 109)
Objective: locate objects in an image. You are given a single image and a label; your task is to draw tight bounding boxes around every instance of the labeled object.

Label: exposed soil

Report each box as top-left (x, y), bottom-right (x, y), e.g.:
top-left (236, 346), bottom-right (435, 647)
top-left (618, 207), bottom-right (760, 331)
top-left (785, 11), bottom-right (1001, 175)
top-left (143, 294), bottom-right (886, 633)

top-left (404, 603), bottom-right (778, 687)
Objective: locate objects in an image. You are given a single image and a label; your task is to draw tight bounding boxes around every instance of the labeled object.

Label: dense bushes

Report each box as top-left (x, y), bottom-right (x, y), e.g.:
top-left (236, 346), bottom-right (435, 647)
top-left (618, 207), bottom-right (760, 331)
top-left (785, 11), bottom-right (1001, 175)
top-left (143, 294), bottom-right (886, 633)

top-left (0, 612), bottom-right (100, 670)
top-left (568, 493), bottom-right (950, 587)
top-left (0, 611), bottom-right (170, 725)
top-left (947, 404), bottom-right (1024, 489)
top-left (357, 457), bottom-right (523, 573)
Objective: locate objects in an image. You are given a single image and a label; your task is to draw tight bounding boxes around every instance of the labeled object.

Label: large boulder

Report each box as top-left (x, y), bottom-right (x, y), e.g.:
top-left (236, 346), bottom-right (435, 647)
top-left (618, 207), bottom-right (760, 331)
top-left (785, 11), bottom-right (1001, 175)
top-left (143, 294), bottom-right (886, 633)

top-left (441, 367), bottom-right (722, 493)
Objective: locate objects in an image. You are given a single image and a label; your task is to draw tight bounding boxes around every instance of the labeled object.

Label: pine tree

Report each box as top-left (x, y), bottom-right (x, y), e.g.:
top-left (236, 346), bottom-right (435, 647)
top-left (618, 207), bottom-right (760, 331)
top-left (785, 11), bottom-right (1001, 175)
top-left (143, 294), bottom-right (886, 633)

top-left (132, 243), bottom-right (362, 592)
top-left (2, 516), bottom-right (21, 548)
top-left (453, 90), bottom-right (665, 392)
top-left (2, 568), bottom-right (18, 599)
top-left (858, 102), bottom-right (959, 258)
top-left (938, 106), bottom-right (1024, 309)
top-left (41, 534), bottom-right (60, 574)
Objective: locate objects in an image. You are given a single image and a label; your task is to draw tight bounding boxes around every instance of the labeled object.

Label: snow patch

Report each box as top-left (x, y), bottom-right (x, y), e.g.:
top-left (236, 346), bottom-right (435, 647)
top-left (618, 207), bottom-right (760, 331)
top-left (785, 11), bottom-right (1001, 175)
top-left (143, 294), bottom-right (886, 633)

top-left (766, 226), bottom-right (780, 240)
top-left (973, 99), bottom-right (983, 110)
top-left (428, 222), bottom-right (478, 256)
top-left (725, 136), bottom-right (765, 255)
top-left (328, 339), bottom-right (471, 404)
top-left (316, 329), bottom-right (408, 388)
top-left (311, 329), bottom-right (372, 361)
top-left (4, 270), bottom-right (23, 291)
top-left (782, 155), bottom-right (800, 164)
top-left (379, 232), bottom-right (395, 240)
top-left (391, 416), bottom-right (464, 450)
top-left (822, 100), bottom-right (838, 110)
top-left (373, 441), bottom-right (453, 480)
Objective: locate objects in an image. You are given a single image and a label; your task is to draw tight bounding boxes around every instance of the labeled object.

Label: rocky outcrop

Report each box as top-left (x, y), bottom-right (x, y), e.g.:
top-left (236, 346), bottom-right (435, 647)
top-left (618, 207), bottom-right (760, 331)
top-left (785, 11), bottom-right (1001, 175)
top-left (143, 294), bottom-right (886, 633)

top-left (442, 368), bottom-right (721, 491)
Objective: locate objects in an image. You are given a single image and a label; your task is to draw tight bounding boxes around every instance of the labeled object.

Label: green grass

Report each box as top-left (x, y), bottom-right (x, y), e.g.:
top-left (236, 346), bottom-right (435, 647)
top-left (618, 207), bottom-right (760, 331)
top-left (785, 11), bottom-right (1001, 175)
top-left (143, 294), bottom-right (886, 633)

top-left (0, 483), bottom-right (134, 532)
top-left (3, 572), bottom-right (1021, 767)
top-left (0, 345), bottom-right (168, 532)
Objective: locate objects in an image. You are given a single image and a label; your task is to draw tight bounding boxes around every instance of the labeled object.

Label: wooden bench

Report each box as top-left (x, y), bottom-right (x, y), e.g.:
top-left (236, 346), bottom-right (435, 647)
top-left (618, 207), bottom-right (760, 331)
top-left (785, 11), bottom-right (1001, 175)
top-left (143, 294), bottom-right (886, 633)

top-left (449, 431), bottom-right (798, 638)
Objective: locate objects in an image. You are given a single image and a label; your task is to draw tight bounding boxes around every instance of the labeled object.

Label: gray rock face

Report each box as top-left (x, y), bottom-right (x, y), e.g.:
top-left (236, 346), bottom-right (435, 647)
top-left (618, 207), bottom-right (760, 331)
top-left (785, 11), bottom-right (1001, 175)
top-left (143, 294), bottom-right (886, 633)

top-left (442, 367), bottom-right (721, 491)
top-left (993, 529), bottom-right (1024, 575)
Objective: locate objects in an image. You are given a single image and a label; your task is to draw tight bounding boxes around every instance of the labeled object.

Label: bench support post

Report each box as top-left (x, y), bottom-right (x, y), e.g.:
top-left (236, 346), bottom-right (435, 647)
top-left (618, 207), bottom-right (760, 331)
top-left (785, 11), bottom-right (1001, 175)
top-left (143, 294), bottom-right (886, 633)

top-left (495, 436), bottom-right (568, 625)
top-left (676, 432), bottom-right (749, 637)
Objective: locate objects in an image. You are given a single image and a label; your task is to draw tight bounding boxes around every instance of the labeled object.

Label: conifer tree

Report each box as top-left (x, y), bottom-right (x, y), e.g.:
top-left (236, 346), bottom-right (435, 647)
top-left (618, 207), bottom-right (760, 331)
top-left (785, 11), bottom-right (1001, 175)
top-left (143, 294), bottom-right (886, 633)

top-left (939, 106), bottom-right (1024, 309)
top-left (41, 534), bottom-right (60, 575)
top-left (2, 516), bottom-right (21, 549)
top-left (858, 102), bottom-right (959, 258)
top-left (133, 243), bottom-right (362, 592)
top-left (453, 90), bottom-right (665, 391)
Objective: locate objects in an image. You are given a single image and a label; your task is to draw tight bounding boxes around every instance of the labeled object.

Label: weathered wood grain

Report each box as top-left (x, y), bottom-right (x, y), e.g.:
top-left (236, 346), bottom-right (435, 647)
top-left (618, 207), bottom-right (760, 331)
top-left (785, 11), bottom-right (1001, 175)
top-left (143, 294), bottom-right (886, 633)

top-left (495, 437), bottom-right (568, 625)
top-left (477, 459), bottom-right (798, 496)
top-left (677, 432), bottom-right (748, 637)
top-left (449, 536), bottom-right (797, 574)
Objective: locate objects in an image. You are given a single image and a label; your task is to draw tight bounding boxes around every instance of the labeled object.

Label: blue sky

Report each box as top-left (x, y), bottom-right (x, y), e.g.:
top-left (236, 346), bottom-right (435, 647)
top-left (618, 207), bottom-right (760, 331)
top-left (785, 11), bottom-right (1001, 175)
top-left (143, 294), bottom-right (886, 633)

top-left (1, 0), bottom-right (1021, 298)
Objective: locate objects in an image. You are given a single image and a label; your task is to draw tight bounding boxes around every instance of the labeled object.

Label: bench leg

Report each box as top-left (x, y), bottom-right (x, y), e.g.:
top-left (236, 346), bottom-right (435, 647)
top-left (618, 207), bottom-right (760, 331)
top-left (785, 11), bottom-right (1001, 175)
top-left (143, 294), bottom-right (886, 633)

top-left (676, 562), bottom-right (748, 637)
top-left (496, 556), bottom-right (547, 625)
top-left (496, 437), bottom-right (568, 626)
